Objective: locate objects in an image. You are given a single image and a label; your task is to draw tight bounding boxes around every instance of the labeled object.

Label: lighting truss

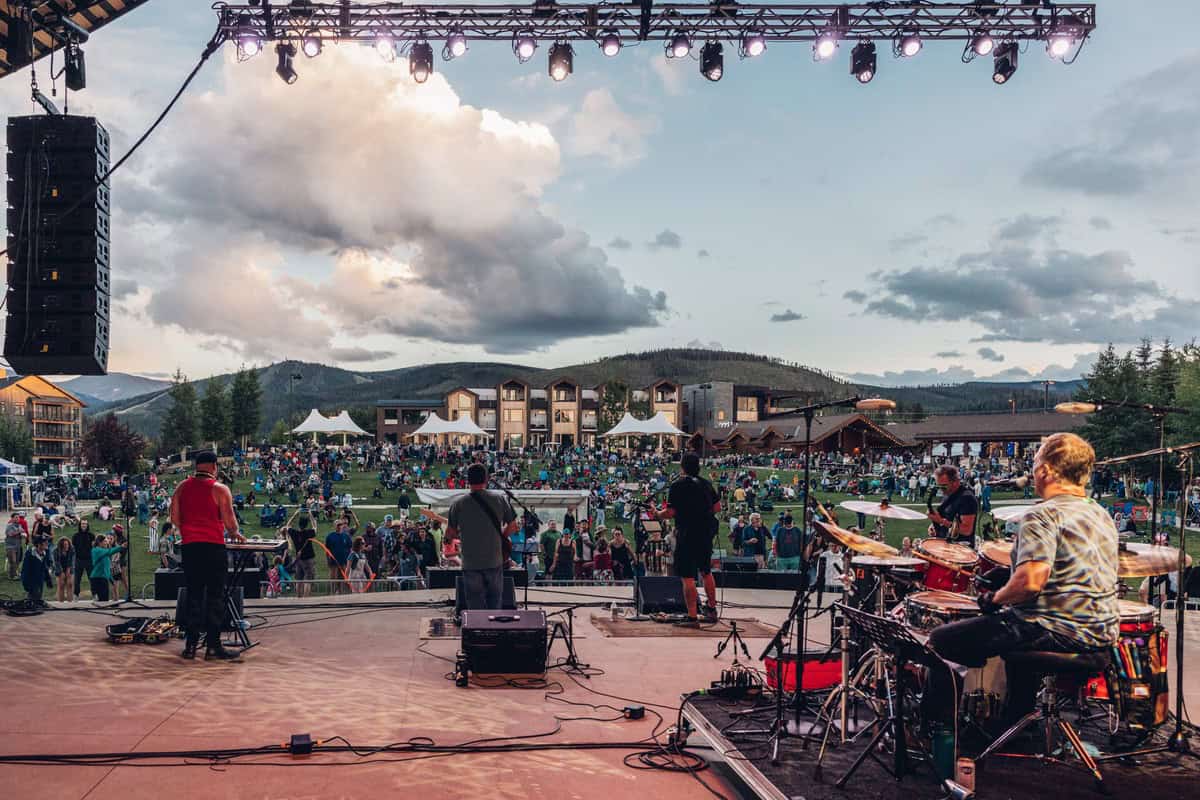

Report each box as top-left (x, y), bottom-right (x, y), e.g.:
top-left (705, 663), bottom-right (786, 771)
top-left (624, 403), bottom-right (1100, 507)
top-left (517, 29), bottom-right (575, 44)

top-left (210, 2), bottom-right (1096, 51)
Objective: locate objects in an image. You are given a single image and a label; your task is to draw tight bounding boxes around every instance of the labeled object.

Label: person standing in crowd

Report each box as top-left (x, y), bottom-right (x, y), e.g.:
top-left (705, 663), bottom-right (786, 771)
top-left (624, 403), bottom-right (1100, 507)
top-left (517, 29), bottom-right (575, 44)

top-left (89, 534), bottom-right (125, 602)
top-left (773, 514), bottom-right (804, 572)
top-left (51, 536), bottom-right (74, 603)
top-left (325, 520), bottom-right (353, 595)
top-left (540, 520), bottom-right (561, 578)
top-left (742, 512), bottom-right (770, 568)
top-left (609, 528), bottom-right (634, 580)
top-left (21, 535), bottom-right (53, 606)
top-left (71, 520), bottom-right (93, 601)
top-left (285, 514), bottom-right (317, 598)
top-left (5, 512), bottom-right (26, 580)
top-left (170, 451), bottom-right (245, 661)
top-left (445, 463), bottom-right (517, 610)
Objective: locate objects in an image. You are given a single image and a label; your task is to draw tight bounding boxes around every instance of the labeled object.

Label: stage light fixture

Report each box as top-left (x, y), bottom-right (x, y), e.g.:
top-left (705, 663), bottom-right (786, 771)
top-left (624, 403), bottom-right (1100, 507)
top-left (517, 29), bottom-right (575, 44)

top-left (850, 41), bottom-right (876, 84)
top-left (446, 30), bottom-right (468, 59)
top-left (301, 31), bottom-right (322, 58)
top-left (814, 31), bottom-right (838, 61)
top-left (971, 32), bottom-right (994, 56)
top-left (549, 42), bottom-right (574, 81)
top-left (899, 32), bottom-right (922, 57)
top-left (993, 42), bottom-right (1018, 84)
top-left (668, 31), bottom-right (692, 59)
top-left (275, 42), bottom-right (298, 84)
top-left (64, 44), bottom-right (86, 91)
top-left (1047, 31), bottom-right (1073, 59)
top-left (742, 31), bottom-right (766, 58)
top-left (514, 30), bottom-right (537, 62)
top-left (599, 30), bottom-right (621, 57)
top-left (410, 41), bottom-right (434, 83)
top-left (700, 41), bottom-right (723, 82)
top-left (375, 34), bottom-right (396, 61)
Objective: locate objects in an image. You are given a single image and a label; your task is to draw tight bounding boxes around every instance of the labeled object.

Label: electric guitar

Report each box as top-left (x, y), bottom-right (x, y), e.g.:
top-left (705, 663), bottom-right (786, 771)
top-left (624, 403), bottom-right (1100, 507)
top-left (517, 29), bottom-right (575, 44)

top-left (420, 505), bottom-right (513, 559)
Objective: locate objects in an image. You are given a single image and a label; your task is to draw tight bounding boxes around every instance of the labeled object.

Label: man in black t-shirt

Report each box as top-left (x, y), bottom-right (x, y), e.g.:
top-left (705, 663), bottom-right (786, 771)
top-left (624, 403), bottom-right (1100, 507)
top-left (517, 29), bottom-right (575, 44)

top-left (656, 453), bottom-right (721, 626)
top-left (285, 515), bottom-right (318, 598)
top-left (928, 465), bottom-right (979, 548)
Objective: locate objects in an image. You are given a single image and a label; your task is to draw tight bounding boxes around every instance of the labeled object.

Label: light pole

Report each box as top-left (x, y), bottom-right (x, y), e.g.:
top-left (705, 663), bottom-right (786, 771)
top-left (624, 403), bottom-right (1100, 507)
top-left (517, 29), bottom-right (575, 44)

top-left (1035, 379), bottom-right (1056, 411)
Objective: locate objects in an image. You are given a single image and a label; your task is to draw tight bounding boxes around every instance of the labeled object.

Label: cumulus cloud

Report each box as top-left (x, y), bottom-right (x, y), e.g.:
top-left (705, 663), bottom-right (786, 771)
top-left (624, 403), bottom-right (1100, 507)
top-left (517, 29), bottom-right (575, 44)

top-left (851, 234), bottom-right (1200, 346)
top-left (330, 347), bottom-right (397, 363)
top-left (127, 46), bottom-right (666, 355)
top-left (934, 350), bottom-right (964, 358)
top-left (607, 236), bottom-right (633, 250)
top-left (697, 249), bottom-right (710, 259)
top-left (888, 233), bottom-right (928, 252)
top-left (769, 309), bottom-right (805, 323)
top-left (647, 229), bottom-right (682, 250)
top-left (567, 89), bottom-right (656, 168)
top-left (995, 214), bottom-right (1061, 243)
top-left (843, 290), bottom-right (868, 303)
top-left (977, 347), bottom-right (1005, 363)
top-left (111, 279), bottom-right (140, 300)
top-left (1024, 53), bottom-right (1200, 197)
top-left (846, 352), bottom-right (1096, 387)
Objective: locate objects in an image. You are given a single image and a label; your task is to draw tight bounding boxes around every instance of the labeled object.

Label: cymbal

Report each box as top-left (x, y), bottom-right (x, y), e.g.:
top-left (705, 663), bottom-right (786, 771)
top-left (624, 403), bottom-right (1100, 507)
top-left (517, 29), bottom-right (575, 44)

top-left (989, 505), bottom-right (1036, 522)
top-left (839, 500), bottom-right (927, 521)
top-left (1119, 542), bottom-right (1193, 578)
top-left (813, 520), bottom-right (899, 557)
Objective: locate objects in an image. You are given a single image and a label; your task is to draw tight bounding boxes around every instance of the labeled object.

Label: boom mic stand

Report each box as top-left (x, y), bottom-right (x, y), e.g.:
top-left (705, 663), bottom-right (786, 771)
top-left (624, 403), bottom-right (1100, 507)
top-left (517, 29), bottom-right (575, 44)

top-left (493, 479), bottom-right (539, 610)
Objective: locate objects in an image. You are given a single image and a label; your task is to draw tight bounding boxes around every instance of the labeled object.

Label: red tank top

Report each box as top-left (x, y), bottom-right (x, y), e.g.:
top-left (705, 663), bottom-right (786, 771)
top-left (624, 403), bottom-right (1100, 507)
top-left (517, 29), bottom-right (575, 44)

top-left (177, 476), bottom-right (226, 545)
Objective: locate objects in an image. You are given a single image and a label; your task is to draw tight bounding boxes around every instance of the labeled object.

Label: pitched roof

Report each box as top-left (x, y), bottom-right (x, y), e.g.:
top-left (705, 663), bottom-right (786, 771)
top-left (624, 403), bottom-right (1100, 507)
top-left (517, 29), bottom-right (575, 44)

top-left (3, 375), bottom-right (87, 406)
top-left (884, 412), bottom-right (1086, 443)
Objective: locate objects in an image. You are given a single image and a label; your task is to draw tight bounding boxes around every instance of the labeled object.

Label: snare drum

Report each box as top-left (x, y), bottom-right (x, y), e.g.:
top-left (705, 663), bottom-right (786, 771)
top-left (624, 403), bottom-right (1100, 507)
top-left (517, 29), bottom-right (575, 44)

top-left (977, 540), bottom-right (1012, 572)
top-left (916, 539), bottom-right (979, 592)
top-left (904, 590), bottom-right (981, 633)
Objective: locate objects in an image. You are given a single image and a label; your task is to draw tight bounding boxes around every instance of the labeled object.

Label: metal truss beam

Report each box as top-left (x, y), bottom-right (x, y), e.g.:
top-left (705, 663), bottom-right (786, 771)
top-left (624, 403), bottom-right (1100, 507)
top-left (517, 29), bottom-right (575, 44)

top-left (212, 2), bottom-right (1096, 46)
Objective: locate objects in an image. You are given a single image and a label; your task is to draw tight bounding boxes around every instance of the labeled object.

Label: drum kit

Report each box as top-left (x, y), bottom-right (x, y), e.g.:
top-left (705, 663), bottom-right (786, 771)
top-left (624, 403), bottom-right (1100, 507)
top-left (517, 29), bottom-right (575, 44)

top-left (811, 516), bottom-right (1192, 743)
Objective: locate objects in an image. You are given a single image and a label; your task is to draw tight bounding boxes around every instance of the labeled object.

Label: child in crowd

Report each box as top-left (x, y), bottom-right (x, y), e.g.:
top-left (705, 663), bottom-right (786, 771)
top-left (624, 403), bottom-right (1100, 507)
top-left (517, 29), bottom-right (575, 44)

top-left (347, 536), bottom-right (373, 592)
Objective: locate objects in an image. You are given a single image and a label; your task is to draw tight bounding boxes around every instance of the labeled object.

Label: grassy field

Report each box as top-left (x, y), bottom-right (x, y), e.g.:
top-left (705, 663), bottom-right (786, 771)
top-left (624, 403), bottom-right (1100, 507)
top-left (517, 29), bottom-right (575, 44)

top-left (1, 461), bottom-right (1187, 601)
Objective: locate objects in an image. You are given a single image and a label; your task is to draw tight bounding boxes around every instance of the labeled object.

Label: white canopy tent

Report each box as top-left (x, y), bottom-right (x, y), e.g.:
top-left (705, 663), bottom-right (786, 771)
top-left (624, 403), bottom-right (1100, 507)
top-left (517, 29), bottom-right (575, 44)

top-left (446, 415), bottom-right (491, 438)
top-left (409, 413), bottom-right (454, 438)
top-left (600, 413), bottom-right (644, 438)
top-left (600, 411), bottom-right (682, 452)
top-left (641, 412), bottom-right (685, 436)
top-left (292, 408), bottom-right (335, 435)
top-left (0, 457), bottom-right (28, 475)
top-left (327, 410), bottom-right (369, 437)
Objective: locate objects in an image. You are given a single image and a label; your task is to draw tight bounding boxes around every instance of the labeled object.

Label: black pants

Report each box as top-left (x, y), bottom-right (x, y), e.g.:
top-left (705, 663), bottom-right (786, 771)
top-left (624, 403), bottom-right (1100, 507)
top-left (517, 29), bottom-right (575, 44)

top-left (93, 578), bottom-right (110, 602)
top-left (925, 609), bottom-right (1092, 724)
top-left (182, 542), bottom-right (227, 648)
top-left (462, 566), bottom-right (504, 610)
top-left (74, 560), bottom-right (91, 597)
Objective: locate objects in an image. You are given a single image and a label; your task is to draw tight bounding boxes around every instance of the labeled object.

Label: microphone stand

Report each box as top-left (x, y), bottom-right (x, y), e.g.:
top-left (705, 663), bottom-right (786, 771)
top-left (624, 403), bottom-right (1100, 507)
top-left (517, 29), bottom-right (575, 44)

top-left (759, 395), bottom-right (864, 759)
top-left (492, 479), bottom-right (539, 610)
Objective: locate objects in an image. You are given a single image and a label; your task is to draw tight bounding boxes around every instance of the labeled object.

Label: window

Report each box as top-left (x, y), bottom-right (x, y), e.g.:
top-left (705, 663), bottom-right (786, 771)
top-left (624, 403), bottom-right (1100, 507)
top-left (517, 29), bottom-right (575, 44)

top-left (553, 385), bottom-right (576, 402)
top-left (384, 409), bottom-right (399, 423)
top-left (717, 409), bottom-right (727, 421)
top-left (504, 408), bottom-right (524, 423)
top-left (502, 386), bottom-right (525, 401)
top-left (554, 409), bottom-right (574, 424)
top-left (737, 396), bottom-right (757, 413)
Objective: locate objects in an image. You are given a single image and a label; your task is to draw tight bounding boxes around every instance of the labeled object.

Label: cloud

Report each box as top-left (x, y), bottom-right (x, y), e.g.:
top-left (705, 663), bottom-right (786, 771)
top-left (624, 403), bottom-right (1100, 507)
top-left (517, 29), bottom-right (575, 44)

top-left (1023, 53), bottom-right (1200, 197)
top-left (843, 290), bottom-right (868, 303)
top-left (697, 249), bottom-right (710, 259)
top-left (851, 233), bottom-right (1200, 346)
top-left (977, 347), bottom-right (1005, 363)
top-left (769, 309), bottom-right (805, 323)
top-left (846, 352), bottom-right (1096, 387)
top-left (649, 51), bottom-right (689, 96)
top-left (686, 338), bottom-right (724, 350)
top-left (888, 233), bottom-right (928, 252)
top-left (647, 229), bottom-right (682, 250)
top-left (607, 236), bottom-right (633, 250)
top-left (1089, 216), bottom-right (1113, 230)
top-left (567, 89), bottom-right (656, 168)
top-left (934, 350), bottom-right (964, 358)
top-left (127, 47), bottom-right (666, 355)
top-left (111, 279), bottom-right (140, 300)
top-left (927, 213), bottom-right (961, 226)
top-left (995, 214), bottom-right (1061, 243)
top-left (330, 347), bottom-right (396, 363)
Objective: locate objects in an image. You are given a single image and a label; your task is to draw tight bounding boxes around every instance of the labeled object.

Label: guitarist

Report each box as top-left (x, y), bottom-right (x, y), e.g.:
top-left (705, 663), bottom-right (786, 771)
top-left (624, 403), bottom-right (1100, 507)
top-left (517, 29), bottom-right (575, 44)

top-left (445, 464), bottom-right (518, 610)
top-left (927, 465), bottom-right (979, 549)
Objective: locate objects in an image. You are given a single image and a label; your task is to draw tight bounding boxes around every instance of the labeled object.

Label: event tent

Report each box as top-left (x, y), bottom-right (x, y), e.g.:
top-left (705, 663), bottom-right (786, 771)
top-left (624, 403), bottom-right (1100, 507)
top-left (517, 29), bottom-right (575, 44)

top-left (0, 458), bottom-right (28, 475)
top-left (326, 410), bottom-right (369, 437)
top-left (409, 413), bottom-right (454, 437)
top-left (446, 415), bottom-right (491, 437)
top-left (600, 413), bottom-right (644, 438)
top-left (292, 409), bottom-right (337, 439)
top-left (641, 412), bottom-right (685, 436)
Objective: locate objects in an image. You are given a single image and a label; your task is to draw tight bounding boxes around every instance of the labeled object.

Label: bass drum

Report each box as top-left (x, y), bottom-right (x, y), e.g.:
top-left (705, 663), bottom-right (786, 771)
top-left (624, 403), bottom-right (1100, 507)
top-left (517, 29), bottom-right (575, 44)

top-left (916, 538), bottom-right (979, 592)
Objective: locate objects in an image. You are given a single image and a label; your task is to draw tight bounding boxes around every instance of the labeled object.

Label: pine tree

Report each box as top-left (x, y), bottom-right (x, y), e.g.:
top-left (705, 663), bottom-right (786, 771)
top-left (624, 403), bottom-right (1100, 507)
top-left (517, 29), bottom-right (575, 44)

top-left (159, 370), bottom-right (200, 454)
top-left (229, 367), bottom-right (263, 447)
top-left (598, 378), bottom-right (629, 432)
top-left (0, 414), bottom-right (33, 464)
top-left (200, 376), bottom-right (231, 448)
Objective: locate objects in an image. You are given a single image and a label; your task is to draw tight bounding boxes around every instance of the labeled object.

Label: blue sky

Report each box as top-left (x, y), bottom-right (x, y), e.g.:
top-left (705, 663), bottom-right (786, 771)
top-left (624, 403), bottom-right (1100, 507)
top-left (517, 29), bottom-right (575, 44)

top-left (3, 1), bottom-right (1197, 385)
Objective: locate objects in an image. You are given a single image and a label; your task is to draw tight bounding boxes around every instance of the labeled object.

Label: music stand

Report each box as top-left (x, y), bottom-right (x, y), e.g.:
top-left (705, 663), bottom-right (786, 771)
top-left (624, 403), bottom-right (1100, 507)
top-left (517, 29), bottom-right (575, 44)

top-left (829, 603), bottom-right (936, 788)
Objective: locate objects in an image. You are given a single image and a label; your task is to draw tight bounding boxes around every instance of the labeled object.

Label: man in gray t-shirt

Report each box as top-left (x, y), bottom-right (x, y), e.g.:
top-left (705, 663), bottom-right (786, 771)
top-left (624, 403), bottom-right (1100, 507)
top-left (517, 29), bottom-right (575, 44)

top-left (446, 464), bottom-right (517, 610)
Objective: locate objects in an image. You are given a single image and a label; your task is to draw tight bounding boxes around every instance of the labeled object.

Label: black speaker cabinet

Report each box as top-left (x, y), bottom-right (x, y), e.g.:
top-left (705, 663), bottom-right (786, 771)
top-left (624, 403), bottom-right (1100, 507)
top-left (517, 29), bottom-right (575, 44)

top-left (635, 575), bottom-right (687, 615)
top-left (460, 610), bottom-right (547, 674)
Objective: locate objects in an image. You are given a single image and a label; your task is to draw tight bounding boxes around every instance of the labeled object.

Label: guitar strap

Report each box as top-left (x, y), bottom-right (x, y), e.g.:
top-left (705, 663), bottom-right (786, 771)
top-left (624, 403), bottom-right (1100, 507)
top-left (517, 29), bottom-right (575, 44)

top-left (469, 491), bottom-right (507, 549)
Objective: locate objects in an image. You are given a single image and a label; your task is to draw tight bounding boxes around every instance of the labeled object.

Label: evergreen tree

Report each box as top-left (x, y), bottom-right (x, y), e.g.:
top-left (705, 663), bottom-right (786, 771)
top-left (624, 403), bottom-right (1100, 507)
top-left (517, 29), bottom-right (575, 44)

top-left (159, 370), bottom-right (200, 454)
top-left (229, 367), bottom-right (263, 446)
top-left (200, 376), bottom-right (231, 447)
top-left (268, 418), bottom-right (291, 445)
top-left (0, 414), bottom-right (33, 464)
top-left (598, 378), bottom-right (630, 432)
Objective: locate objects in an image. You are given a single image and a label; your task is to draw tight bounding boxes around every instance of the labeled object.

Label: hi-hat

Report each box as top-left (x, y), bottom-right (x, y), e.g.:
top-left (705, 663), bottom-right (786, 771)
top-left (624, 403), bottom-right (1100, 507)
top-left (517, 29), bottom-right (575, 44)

top-left (813, 519), bottom-right (899, 557)
top-left (989, 505), bottom-right (1036, 521)
top-left (839, 499), bottom-right (927, 521)
top-left (1118, 542), bottom-right (1192, 578)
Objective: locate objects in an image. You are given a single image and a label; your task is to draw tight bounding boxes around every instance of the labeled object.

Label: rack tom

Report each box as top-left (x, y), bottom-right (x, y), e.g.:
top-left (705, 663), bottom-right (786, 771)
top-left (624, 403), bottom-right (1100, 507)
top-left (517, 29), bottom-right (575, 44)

top-left (904, 590), bottom-right (981, 633)
top-left (978, 540), bottom-right (1012, 573)
top-left (916, 538), bottom-right (979, 592)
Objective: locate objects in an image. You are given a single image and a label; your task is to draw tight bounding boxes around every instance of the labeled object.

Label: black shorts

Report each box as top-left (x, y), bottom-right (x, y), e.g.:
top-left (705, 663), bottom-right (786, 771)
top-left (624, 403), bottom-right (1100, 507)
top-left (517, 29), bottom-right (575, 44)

top-left (672, 536), bottom-right (713, 578)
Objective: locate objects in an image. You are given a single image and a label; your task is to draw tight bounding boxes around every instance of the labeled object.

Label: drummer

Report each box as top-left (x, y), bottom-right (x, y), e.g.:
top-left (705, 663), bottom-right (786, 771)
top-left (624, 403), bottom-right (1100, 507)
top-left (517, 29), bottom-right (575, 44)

top-left (927, 465), bottom-right (978, 548)
top-left (925, 433), bottom-right (1119, 727)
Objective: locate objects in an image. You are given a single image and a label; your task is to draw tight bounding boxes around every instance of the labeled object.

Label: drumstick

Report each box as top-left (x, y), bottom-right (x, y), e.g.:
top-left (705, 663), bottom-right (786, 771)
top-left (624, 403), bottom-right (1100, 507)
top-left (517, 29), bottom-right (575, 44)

top-left (911, 550), bottom-right (971, 575)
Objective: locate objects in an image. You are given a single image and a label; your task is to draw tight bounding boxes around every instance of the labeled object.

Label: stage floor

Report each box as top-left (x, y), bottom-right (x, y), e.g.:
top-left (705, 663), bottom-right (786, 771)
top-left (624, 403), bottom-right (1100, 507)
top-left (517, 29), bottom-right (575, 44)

top-left (2, 588), bottom-right (1199, 800)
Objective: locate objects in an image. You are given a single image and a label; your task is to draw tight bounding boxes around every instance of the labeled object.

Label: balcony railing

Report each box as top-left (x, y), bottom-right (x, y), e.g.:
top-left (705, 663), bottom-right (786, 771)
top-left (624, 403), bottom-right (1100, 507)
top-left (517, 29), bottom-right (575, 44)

top-left (31, 406), bottom-right (79, 423)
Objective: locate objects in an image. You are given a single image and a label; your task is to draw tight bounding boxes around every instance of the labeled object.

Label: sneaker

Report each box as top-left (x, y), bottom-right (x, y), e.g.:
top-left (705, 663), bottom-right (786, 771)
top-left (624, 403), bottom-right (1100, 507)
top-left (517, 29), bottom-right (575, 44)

top-left (204, 647), bottom-right (242, 662)
top-left (701, 605), bottom-right (719, 622)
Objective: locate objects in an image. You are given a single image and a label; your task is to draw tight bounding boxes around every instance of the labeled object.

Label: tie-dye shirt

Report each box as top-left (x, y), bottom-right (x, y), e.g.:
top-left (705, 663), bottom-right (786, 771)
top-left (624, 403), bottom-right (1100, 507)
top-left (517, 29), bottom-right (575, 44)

top-left (1009, 494), bottom-right (1119, 649)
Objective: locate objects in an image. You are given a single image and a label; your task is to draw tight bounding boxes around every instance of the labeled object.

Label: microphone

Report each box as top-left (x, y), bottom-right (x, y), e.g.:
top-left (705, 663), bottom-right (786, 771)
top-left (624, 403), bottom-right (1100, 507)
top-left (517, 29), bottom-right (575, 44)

top-left (987, 476), bottom-right (1029, 489)
top-left (1054, 401), bottom-right (1097, 415)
